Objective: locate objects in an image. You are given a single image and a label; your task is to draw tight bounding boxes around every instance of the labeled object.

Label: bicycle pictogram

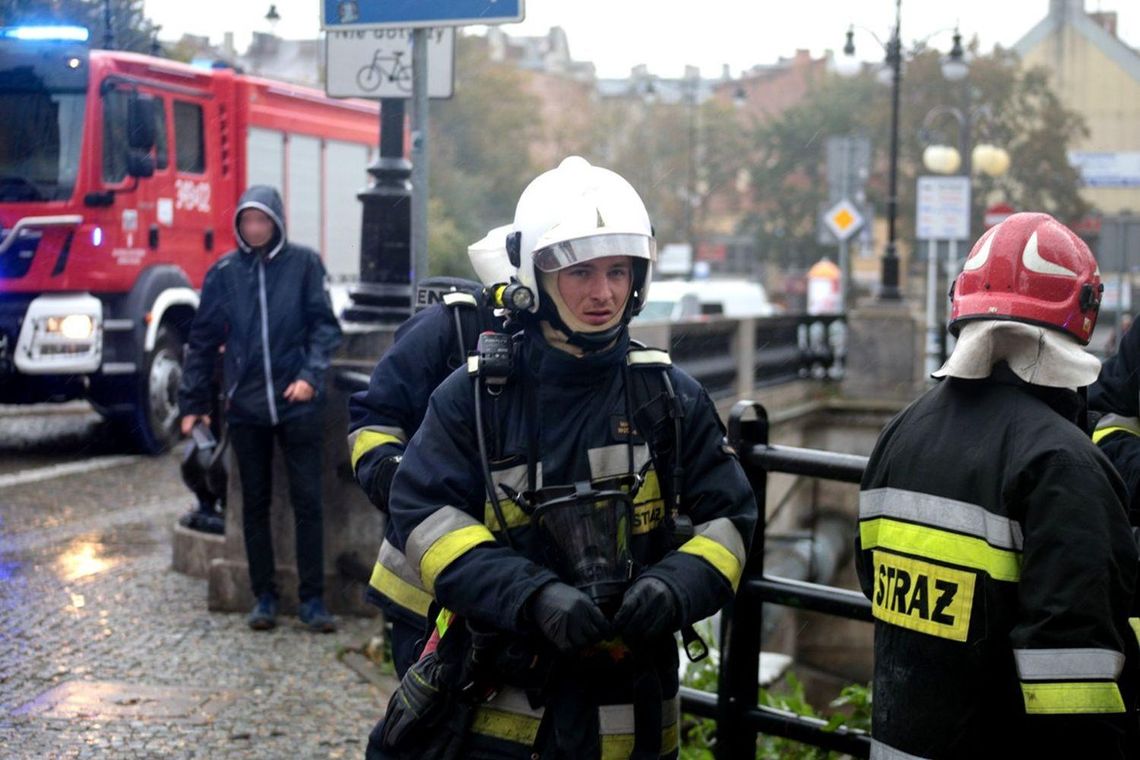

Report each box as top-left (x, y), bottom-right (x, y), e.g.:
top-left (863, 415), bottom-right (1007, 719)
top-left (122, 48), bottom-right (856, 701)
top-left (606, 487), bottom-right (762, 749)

top-left (356, 49), bottom-right (412, 93)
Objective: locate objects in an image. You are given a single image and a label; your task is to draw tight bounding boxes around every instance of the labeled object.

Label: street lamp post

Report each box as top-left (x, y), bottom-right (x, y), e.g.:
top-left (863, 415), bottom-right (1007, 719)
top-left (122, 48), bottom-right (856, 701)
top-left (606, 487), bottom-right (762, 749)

top-left (920, 95), bottom-right (1010, 368)
top-left (839, 1), bottom-right (975, 303)
top-left (881, 0), bottom-right (903, 300)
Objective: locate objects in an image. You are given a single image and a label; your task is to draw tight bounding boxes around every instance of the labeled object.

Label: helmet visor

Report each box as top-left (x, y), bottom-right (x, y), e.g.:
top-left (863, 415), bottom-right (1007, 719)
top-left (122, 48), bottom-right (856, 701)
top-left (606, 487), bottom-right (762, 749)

top-left (533, 233), bottom-right (656, 273)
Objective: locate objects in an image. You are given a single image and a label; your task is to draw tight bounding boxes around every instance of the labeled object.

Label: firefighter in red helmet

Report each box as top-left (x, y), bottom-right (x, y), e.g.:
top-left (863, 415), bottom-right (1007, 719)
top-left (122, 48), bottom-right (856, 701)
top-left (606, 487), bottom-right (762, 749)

top-left (856, 212), bottom-right (1139, 758)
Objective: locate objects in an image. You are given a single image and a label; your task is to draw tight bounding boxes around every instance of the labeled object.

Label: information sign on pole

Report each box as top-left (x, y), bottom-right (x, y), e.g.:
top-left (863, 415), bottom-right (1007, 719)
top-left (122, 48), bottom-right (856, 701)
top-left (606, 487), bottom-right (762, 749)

top-left (322, 0), bottom-right (524, 30)
top-left (916, 176), bottom-right (971, 240)
top-left (326, 27), bottom-right (455, 99)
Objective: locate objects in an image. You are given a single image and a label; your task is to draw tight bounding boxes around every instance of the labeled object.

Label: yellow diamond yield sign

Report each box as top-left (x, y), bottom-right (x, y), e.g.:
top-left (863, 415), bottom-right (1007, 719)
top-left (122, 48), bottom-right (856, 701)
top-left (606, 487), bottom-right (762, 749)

top-left (824, 199), bottom-right (864, 241)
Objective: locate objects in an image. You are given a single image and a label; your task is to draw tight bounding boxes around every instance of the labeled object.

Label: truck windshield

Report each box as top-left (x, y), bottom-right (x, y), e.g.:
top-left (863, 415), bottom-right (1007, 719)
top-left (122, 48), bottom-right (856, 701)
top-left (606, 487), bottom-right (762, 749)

top-left (0, 87), bottom-right (85, 202)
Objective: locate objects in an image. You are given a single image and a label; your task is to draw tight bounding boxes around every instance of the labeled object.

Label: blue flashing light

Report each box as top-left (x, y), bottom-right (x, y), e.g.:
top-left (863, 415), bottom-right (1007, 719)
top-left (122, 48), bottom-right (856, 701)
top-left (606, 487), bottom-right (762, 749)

top-left (2, 25), bottom-right (90, 43)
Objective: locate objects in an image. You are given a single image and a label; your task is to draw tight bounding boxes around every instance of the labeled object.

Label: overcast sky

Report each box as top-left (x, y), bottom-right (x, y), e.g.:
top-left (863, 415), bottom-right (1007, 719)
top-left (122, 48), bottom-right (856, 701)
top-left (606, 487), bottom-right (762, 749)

top-left (143, 0), bottom-right (1140, 79)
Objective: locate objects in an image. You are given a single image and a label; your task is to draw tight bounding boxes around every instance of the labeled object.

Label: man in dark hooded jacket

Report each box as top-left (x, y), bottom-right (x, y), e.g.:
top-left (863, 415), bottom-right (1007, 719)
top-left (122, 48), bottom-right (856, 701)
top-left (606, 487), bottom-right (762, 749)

top-left (179, 185), bottom-right (343, 632)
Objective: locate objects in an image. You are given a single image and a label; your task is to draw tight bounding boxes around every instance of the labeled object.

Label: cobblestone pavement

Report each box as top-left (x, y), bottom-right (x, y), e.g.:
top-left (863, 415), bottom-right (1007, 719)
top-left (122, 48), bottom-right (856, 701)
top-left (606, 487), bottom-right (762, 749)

top-left (0, 408), bottom-right (391, 758)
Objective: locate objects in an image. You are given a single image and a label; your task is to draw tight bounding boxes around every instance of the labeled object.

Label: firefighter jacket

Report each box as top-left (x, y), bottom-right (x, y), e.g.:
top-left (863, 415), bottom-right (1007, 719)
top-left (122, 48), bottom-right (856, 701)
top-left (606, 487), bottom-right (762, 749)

top-left (179, 185), bottom-right (342, 427)
top-left (347, 293), bottom-right (499, 628)
top-left (1091, 324), bottom-right (1140, 522)
top-left (857, 364), bottom-right (1140, 759)
top-left (386, 325), bottom-right (757, 758)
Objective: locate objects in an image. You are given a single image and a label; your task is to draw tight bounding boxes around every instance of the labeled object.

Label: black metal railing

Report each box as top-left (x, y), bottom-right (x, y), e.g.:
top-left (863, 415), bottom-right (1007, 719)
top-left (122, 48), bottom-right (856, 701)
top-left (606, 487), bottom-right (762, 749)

top-left (676, 400), bottom-right (874, 759)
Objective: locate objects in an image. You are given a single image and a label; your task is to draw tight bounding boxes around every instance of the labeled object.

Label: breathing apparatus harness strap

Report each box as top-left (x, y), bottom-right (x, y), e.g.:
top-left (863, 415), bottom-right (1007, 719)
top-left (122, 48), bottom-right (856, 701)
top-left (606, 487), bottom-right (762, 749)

top-left (467, 331), bottom-right (521, 549)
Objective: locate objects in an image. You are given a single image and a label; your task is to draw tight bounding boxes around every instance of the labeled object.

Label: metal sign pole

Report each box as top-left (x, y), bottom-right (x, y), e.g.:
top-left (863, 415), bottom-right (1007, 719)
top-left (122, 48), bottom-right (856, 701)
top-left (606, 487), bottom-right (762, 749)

top-left (925, 238), bottom-right (940, 377)
top-left (838, 237), bottom-right (849, 313)
top-left (943, 239), bottom-right (959, 360)
top-left (410, 28), bottom-right (430, 286)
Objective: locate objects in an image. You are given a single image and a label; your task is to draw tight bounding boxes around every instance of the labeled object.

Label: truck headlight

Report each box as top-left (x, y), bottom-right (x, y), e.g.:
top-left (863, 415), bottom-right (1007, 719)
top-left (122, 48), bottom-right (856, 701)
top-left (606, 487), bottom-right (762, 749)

top-left (45, 314), bottom-right (95, 340)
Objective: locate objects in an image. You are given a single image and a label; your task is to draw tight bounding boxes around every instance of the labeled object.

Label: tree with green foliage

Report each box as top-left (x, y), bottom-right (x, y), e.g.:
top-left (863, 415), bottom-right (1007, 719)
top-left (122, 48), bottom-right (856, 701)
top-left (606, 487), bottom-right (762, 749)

top-left (0, 0), bottom-right (161, 54)
top-left (725, 45), bottom-right (1088, 273)
top-left (427, 34), bottom-right (541, 277)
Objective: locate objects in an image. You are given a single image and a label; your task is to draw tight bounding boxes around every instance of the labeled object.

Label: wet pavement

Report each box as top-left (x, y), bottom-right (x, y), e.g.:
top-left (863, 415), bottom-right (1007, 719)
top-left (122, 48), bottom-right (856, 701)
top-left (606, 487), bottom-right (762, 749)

top-left (0, 405), bottom-right (391, 758)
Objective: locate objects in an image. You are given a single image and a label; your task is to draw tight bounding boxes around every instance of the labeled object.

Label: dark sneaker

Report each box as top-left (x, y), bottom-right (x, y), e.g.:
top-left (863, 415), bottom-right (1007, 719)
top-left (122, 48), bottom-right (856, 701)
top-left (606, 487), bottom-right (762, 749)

top-left (248, 593), bottom-right (278, 631)
top-left (298, 597), bottom-right (336, 633)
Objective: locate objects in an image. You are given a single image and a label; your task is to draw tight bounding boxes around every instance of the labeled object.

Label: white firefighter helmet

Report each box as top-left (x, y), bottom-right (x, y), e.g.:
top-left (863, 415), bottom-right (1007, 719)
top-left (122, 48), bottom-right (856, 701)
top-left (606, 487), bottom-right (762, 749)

top-left (467, 224), bottom-right (516, 287)
top-left (510, 156), bottom-right (656, 327)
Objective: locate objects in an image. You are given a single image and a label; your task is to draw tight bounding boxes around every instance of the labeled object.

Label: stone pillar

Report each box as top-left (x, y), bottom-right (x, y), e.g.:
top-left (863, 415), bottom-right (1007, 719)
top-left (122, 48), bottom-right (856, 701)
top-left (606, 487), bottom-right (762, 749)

top-left (842, 299), bottom-right (925, 402)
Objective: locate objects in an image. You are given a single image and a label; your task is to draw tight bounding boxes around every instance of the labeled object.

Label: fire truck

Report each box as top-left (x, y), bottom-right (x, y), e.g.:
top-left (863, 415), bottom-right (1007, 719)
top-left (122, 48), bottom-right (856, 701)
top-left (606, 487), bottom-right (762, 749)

top-left (0, 25), bottom-right (379, 453)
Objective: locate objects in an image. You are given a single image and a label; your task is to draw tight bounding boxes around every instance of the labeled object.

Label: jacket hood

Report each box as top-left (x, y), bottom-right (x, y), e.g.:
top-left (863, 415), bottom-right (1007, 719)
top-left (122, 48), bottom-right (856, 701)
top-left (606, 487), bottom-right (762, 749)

top-left (234, 185), bottom-right (287, 258)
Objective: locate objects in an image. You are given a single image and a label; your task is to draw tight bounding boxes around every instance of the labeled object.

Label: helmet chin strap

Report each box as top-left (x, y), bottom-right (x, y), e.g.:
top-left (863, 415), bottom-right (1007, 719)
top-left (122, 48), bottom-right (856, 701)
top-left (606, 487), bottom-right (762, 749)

top-left (536, 271), bottom-right (631, 351)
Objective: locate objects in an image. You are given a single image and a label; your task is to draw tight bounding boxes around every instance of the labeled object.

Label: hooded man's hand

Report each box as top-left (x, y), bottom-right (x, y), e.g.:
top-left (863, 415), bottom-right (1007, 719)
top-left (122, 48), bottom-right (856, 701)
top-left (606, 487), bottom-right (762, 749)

top-left (284, 379), bottom-right (314, 403)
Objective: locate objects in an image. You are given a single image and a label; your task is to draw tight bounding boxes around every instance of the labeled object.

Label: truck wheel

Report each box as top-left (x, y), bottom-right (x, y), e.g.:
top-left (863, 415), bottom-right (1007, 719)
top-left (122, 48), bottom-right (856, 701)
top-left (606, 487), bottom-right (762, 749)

top-left (112, 325), bottom-right (184, 454)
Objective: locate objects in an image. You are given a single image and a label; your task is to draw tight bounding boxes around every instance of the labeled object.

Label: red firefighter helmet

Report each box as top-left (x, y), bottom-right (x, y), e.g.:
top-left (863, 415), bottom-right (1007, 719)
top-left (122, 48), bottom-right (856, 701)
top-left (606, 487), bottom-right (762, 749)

top-left (949, 212), bottom-right (1102, 345)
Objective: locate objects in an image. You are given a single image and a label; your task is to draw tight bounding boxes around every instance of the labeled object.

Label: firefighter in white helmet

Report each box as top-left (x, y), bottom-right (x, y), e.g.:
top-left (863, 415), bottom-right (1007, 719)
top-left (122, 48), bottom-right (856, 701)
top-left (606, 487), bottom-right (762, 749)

top-left (856, 212), bottom-right (1139, 758)
top-left (368, 157), bottom-right (757, 759)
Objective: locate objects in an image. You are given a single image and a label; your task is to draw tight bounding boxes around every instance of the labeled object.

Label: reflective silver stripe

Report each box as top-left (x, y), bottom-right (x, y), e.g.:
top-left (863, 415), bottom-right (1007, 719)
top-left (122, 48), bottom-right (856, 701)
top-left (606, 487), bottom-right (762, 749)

top-left (1094, 413), bottom-right (1140, 436)
top-left (484, 687), bottom-right (679, 732)
top-left (489, 461), bottom-right (542, 495)
top-left (870, 739), bottom-right (931, 760)
top-left (860, 487), bottom-right (1023, 551)
top-left (442, 292), bottom-right (478, 307)
top-left (256, 258), bottom-right (278, 425)
top-left (483, 686), bottom-right (543, 719)
top-left (587, 443), bottom-right (651, 481)
top-left (599, 695), bottom-right (679, 733)
top-left (377, 538), bottom-right (428, 592)
top-left (627, 348), bottom-right (671, 366)
top-left (693, 517), bottom-right (747, 568)
top-left (346, 424), bottom-right (408, 452)
top-left (1014, 648), bottom-right (1125, 681)
top-left (405, 506), bottom-right (482, 571)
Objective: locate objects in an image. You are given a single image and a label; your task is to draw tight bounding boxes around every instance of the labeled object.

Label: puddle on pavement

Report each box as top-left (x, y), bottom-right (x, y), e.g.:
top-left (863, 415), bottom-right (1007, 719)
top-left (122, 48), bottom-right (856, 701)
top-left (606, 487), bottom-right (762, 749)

top-left (13, 680), bottom-right (237, 723)
top-left (55, 523), bottom-right (163, 581)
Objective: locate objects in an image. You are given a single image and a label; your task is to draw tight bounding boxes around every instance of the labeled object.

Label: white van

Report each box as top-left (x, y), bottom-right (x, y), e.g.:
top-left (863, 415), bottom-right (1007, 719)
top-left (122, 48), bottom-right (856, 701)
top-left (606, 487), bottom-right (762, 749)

top-left (637, 279), bottom-right (775, 322)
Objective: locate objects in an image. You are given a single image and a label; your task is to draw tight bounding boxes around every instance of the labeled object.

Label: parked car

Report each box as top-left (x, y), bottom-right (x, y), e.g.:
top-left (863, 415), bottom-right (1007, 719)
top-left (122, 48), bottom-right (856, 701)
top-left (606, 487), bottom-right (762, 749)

top-left (637, 279), bottom-right (775, 322)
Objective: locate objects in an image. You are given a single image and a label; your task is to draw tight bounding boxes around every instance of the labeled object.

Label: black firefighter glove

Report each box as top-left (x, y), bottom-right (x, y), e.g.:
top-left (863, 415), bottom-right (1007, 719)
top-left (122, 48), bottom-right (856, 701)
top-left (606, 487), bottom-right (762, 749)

top-left (614, 576), bottom-right (681, 644)
top-left (529, 581), bottom-right (612, 653)
top-left (368, 454), bottom-right (402, 513)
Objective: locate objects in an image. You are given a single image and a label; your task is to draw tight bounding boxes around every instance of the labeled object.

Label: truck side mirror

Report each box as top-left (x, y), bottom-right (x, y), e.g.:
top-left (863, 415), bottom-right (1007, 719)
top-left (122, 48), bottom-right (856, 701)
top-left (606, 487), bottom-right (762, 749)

top-left (127, 94), bottom-right (158, 151)
top-left (127, 151), bottom-right (155, 178)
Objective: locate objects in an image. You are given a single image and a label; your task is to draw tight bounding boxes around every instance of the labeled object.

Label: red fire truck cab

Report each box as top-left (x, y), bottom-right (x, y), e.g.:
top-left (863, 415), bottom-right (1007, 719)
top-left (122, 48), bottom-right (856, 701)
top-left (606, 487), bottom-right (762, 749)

top-left (0, 26), bottom-right (378, 452)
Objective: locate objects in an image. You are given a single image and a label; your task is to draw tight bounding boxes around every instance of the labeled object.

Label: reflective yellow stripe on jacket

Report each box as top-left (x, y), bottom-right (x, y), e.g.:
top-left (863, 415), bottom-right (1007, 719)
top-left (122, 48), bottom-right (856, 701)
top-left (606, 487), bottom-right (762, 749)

top-left (678, 517), bottom-right (747, 590)
top-left (347, 424), bottom-right (407, 472)
top-left (1015, 647), bottom-right (1127, 714)
top-left (859, 488), bottom-right (1023, 582)
top-left (1091, 413), bottom-right (1140, 445)
top-left (406, 506), bottom-right (497, 592)
top-left (368, 538), bottom-right (433, 617)
top-left (469, 687), bottom-right (680, 758)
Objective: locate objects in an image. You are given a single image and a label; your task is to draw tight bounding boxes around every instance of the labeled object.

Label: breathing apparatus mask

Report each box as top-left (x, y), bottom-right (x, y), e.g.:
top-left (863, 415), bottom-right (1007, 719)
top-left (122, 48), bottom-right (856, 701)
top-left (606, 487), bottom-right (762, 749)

top-left (522, 477), bottom-right (640, 615)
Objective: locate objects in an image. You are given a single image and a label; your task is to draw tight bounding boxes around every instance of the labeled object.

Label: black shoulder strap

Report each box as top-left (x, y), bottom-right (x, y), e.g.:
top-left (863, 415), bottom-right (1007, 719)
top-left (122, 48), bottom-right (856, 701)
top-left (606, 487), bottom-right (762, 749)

top-left (626, 346), bottom-right (685, 522)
